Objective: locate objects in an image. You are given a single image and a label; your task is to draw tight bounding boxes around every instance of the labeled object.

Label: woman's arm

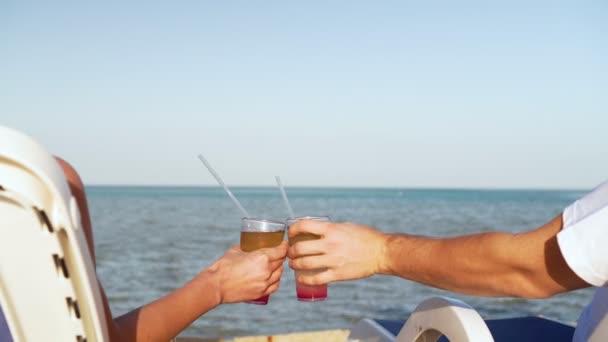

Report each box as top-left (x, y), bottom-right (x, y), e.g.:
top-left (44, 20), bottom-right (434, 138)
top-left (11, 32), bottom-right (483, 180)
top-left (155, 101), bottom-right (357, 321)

top-left (56, 157), bottom-right (288, 341)
top-left (110, 244), bottom-right (286, 341)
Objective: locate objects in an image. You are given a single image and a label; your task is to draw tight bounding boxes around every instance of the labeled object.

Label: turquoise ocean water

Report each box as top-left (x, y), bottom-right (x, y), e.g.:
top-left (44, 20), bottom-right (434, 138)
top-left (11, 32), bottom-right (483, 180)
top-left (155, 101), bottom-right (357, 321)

top-left (89, 186), bottom-right (595, 338)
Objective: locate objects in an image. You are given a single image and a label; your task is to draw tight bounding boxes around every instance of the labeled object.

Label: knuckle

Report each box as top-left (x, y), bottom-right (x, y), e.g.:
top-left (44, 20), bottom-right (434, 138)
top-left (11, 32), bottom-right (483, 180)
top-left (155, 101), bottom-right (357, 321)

top-left (320, 238), bottom-right (331, 250)
top-left (325, 239), bottom-right (337, 250)
top-left (256, 253), bottom-right (270, 263)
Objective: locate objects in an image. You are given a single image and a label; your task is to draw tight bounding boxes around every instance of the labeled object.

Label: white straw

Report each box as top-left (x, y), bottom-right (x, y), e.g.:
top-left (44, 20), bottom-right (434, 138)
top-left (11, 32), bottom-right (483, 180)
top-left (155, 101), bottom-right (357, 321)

top-left (198, 154), bottom-right (250, 218)
top-left (275, 176), bottom-right (295, 219)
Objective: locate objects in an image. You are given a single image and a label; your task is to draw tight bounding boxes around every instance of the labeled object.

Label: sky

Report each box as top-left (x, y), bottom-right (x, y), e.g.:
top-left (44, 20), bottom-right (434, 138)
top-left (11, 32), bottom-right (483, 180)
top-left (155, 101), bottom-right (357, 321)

top-left (1, 1), bottom-right (607, 189)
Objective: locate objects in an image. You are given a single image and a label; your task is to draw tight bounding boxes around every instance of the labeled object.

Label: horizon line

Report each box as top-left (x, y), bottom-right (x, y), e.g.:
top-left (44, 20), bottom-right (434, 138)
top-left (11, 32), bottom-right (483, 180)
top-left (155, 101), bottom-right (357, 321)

top-left (84, 183), bottom-right (587, 192)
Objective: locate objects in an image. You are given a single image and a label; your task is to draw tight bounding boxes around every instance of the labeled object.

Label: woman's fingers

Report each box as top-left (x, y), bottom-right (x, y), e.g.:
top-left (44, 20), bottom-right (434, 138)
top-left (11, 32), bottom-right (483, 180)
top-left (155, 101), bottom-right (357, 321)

top-left (266, 264), bottom-right (284, 283)
top-left (263, 281), bottom-right (280, 297)
top-left (260, 264), bottom-right (285, 296)
top-left (268, 259), bottom-right (284, 273)
top-left (257, 241), bottom-right (289, 261)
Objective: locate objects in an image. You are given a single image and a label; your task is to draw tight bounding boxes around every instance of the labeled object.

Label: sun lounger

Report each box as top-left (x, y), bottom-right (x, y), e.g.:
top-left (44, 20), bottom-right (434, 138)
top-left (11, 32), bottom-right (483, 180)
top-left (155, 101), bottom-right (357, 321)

top-left (0, 126), bottom-right (110, 341)
top-left (349, 296), bottom-right (577, 342)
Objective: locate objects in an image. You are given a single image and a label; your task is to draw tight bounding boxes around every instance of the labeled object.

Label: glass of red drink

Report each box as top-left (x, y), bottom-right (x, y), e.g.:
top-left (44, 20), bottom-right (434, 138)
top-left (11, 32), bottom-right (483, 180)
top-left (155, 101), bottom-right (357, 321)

top-left (287, 216), bottom-right (330, 302)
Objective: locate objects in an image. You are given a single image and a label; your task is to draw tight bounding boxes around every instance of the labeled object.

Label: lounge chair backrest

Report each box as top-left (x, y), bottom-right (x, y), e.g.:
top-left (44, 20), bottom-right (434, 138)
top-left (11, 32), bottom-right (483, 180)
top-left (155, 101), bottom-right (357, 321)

top-left (0, 126), bottom-right (109, 341)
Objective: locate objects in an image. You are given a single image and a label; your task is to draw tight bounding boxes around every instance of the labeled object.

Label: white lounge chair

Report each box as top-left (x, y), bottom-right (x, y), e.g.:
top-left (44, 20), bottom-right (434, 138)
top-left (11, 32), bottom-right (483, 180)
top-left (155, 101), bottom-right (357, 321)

top-left (0, 126), bottom-right (110, 341)
top-left (350, 296), bottom-right (494, 342)
top-left (350, 292), bottom-right (607, 341)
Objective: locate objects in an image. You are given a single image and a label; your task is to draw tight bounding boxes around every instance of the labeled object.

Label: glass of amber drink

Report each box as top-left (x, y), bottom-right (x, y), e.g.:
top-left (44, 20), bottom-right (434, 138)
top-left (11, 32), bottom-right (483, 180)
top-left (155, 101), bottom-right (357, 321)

top-left (287, 216), bottom-right (330, 302)
top-left (240, 218), bottom-right (286, 305)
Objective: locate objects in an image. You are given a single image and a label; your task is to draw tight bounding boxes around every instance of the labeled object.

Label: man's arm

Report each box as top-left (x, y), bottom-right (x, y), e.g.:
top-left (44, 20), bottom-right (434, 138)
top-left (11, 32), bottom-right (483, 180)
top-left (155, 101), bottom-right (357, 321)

top-left (288, 216), bottom-right (589, 299)
top-left (382, 214), bottom-right (588, 298)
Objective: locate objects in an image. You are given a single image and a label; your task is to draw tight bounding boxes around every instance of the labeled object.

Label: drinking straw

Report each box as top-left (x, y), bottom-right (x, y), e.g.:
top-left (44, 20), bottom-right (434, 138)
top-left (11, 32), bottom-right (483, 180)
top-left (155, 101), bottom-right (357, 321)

top-left (275, 176), bottom-right (296, 219)
top-left (197, 154), bottom-right (250, 218)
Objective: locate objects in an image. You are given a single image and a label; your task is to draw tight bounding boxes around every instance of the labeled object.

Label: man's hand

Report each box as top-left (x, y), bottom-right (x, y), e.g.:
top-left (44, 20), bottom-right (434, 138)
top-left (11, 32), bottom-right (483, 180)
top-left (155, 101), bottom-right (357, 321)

top-left (207, 242), bottom-right (288, 304)
top-left (287, 220), bottom-right (389, 285)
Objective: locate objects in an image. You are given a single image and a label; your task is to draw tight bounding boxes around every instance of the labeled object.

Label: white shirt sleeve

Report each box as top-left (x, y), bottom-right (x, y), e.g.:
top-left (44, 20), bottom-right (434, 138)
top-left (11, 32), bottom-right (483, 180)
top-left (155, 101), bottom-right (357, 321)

top-left (557, 180), bottom-right (608, 287)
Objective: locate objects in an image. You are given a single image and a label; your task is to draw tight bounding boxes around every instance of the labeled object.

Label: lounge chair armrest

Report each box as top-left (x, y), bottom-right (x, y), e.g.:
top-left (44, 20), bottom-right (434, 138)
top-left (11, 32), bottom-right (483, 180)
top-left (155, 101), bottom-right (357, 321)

top-left (396, 296), bottom-right (494, 342)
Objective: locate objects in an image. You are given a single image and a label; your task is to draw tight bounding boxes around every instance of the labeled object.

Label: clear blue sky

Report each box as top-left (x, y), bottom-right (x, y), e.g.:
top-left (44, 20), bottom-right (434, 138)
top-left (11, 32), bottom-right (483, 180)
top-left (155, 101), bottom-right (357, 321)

top-left (1, 1), bottom-right (606, 188)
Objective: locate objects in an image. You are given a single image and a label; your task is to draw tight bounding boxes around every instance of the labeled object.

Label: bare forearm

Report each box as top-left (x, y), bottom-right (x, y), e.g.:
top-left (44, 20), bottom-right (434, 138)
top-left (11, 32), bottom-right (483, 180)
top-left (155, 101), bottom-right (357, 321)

top-left (107, 242), bottom-right (287, 342)
top-left (382, 232), bottom-right (533, 296)
top-left (381, 215), bottom-right (588, 298)
top-left (112, 270), bottom-right (220, 342)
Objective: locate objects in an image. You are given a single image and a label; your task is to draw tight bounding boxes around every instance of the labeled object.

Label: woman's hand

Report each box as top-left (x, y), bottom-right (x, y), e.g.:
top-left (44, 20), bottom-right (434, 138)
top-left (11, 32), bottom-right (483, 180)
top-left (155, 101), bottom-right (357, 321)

top-left (207, 242), bottom-right (288, 304)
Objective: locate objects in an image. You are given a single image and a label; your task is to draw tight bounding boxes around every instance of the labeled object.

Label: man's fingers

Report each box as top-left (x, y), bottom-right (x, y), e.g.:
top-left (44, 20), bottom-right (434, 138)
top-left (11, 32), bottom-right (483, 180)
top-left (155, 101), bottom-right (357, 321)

top-left (287, 240), bottom-right (326, 259)
top-left (288, 219), bottom-right (330, 239)
top-left (297, 269), bottom-right (336, 286)
top-left (289, 255), bottom-right (333, 271)
top-left (257, 241), bottom-right (289, 261)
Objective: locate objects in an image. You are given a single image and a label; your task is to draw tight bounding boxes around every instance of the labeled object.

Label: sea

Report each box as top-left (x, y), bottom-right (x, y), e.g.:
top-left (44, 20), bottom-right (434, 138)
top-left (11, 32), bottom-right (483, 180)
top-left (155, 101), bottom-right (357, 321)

top-left (88, 186), bottom-right (595, 339)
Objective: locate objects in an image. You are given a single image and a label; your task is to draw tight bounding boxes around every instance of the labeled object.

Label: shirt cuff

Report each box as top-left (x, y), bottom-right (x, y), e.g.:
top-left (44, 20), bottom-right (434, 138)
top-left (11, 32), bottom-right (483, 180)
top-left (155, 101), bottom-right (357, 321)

top-left (557, 208), bottom-right (608, 287)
